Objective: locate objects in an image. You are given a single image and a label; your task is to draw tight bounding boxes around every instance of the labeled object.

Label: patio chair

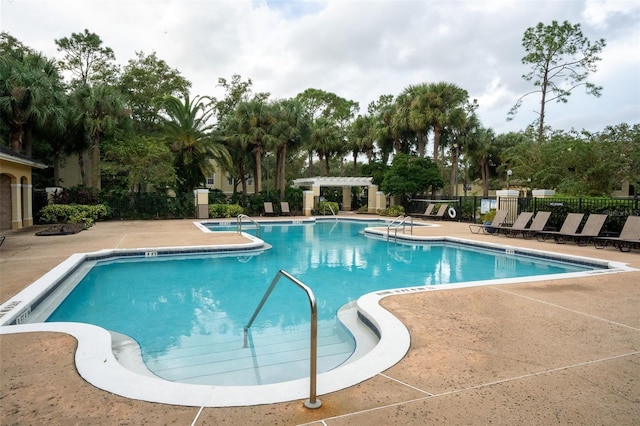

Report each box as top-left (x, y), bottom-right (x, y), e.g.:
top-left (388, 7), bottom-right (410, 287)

top-left (594, 215), bottom-right (640, 252)
top-left (561, 214), bottom-right (608, 246)
top-left (280, 201), bottom-right (292, 216)
top-left (469, 209), bottom-right (508, 234)
top-left (515, 211), bottom-right (552, 239)
top-left (535, 213), bottom-right (584, 243)
top-left (414, 203), bottom-right (436, 218)
top-left (263, 202), bottom-right (276, 216)
top-left (494, 212), bottom-right (534, 236)
top-left (429, 204), bottom-right (449, 220)
top-left (0, 236), bottom-right (5, 247)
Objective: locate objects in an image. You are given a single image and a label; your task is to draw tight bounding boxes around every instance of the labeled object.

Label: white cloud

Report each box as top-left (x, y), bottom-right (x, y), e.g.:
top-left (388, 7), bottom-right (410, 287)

top-left (2, 0), bottom-right (638, 134)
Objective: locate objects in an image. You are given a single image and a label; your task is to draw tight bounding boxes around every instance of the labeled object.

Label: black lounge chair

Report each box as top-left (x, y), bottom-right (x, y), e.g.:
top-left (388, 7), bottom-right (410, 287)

top-left (469, 209), bottom-right (508, 234)
top-left (536, 213), bottom-right (584, 243)
top-left (495, 212), bottom-right (534, 236)
top-left (594, 215), bottom-right (640, 252)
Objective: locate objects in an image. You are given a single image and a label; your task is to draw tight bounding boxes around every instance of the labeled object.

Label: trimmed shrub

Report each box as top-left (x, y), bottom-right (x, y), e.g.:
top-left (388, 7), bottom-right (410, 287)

top-left (208, 204), bottom-right (244, 218)
top-left (318, 201), bottom-right (339, 215)
top-left (380, 205), bottom-right (405, 217)
top-left (39, 204), bottom-right (110, 228)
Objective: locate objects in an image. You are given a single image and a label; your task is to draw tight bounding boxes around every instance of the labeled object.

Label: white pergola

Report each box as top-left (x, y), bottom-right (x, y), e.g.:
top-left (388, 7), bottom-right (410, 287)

top-left (292, 176), bottom-right (386, 216)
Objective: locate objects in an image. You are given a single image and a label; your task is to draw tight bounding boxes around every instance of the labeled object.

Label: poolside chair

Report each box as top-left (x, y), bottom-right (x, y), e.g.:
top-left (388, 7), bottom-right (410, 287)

top-left (594, 215), bottom-right (640, 252)
top-left (0, 236), bottom-right (4, 247)
top-left (535, 213), bottom-right (584, 243)
top-left (263, 202), bottom-right (276, 216)
top-left (516, 211), bottom-right (551, 239)
top-left (560, 214), bottom-right (608, 246)
top-left (469, 209), bottom-right (508, 234)
top-left (430, 204), bottom-right (449, 220)
top-left (280, 201), bottom-right (292, 216)
top-left (414, 203), bottom-right (436, 218)
top-left (494, 212), bottom-right (534, 236)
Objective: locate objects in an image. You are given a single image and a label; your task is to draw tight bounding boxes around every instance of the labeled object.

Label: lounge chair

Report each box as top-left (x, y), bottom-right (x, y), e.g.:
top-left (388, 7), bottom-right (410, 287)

top-left (558, 214), bottom-right (608, 246)
top-left (512, 211), bottom-right (551, 239)
top-left (494, 212), bottom-right (534, 236)
top-left (430, 204), bottom-right (449, 220)
top-left (263, 202), bottom-right (276, 216)
top-left (535, 213), bottom-right (584, 243)
top-left (594, 215), bottom-right (640, 252)
top-left (0, 236), bottom-right (4, 247)
top-left (414, 203), bottom-right (436, 218)
top-left (469, 209), bottom-right (508, 234)
top-left (280, 201), bottom-right (292, 216)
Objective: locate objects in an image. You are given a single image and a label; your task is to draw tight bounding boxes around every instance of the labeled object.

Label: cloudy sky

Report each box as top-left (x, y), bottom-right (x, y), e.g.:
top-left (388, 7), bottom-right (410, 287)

top-left (2, 0), bottom-right (639, 135)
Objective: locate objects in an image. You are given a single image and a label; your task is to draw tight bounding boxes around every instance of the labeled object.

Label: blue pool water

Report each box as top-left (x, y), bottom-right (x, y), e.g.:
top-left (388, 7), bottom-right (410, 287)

top-left (46, 220), bottom-right (598, 386)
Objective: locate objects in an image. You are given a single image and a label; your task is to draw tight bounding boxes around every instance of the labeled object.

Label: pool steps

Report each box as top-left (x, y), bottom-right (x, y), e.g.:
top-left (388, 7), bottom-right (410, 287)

top-left (111, 302), bottom-right (379, 386)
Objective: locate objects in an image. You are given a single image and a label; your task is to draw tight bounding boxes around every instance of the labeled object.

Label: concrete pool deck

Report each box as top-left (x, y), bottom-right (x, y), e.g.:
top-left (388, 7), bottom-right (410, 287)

top-left (1, 217), bottom-right (639, 425)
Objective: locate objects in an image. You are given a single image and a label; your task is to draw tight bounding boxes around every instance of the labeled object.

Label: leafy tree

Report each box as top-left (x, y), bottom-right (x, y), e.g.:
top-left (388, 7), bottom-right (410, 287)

top-left (55, 29), bottom-right (119, 87)
top-left (161, 95), bottom-right (230, 194)
top-left (367, 94), bottom-right (397, 165)
top-left (508, 20), bottom-right (606, 142)
top-left (118, 51), bottom-right (191, 133)
top-left (348, 114), bottom-right (374, 173)
top-left (102, 135), bottom-right (176, 192)
top-left (381, 153), bottom-right (444, 206)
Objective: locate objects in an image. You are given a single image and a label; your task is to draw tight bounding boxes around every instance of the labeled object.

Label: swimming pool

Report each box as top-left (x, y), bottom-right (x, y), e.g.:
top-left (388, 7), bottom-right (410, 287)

top-left (0, 218), bottom-right (631, 406)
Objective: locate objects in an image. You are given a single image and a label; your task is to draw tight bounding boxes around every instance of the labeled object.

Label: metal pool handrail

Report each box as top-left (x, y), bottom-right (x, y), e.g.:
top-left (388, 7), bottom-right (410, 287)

top-left (387, 215), bottom-right (414, 241)
top-left (243, 269), bottom-right (322, 409)
top-left (237, 214), bottom-right (261, 238)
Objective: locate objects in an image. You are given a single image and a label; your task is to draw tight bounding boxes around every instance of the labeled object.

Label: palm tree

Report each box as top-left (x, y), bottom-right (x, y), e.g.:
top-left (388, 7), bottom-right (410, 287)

top-left (0, 49), bottom-right (65, 155)
top-left (466, 127), bottom-right (496, 197)
top-left (231, 99), bottom-right (276, 193)
top-left (424, 82), bottom-right (470, 166)
top-left (309, 117), bottom-right (341, 175)
top-left (270, 98), bottom-right (307, 198)
top-left (73, 84), bottom-right (129, 192)
top-left (348, 114), bottom-right (374, 173)
top-left (162, 94), bottom-right (230, 194)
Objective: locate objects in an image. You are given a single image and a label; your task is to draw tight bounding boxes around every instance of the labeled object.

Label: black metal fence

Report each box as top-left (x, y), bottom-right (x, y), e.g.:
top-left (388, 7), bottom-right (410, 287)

top-left (407, 196), bottom-right (640, 234)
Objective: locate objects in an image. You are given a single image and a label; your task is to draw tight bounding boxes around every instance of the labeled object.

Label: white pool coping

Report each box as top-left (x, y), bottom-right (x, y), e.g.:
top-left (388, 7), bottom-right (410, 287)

top-left (0, 228), bottom-right (636, 407)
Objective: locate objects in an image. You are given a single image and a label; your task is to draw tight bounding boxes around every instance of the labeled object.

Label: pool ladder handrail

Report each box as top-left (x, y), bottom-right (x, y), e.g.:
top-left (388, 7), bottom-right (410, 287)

top-left (237, 214), bottom-right (261, 238)
top-left (328, 204), bottom-right (338, 221)
top-left (387, 215), bottom-right (414, 241)
top-left (243, 269), bottom-right (321, 409)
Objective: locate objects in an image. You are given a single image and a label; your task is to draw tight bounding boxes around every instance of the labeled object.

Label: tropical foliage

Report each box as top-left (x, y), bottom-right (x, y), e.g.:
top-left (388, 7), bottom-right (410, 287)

top-left (0, 21), bottom-right (636, 222)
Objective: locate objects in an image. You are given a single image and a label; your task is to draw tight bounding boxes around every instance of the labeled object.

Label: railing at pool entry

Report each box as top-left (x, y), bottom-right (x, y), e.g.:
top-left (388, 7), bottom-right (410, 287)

top-left (237, 214), bottom-right (261, 238)
top-left (387, 215), bottom-right (414, 241)
top-left (244, 269), bottom-right (321, 410)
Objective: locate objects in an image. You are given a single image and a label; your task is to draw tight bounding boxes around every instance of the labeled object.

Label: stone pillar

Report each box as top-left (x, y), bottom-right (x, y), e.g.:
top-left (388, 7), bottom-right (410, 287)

top-left (193, 189), bottom-right (209, 219)
top-left (496, 189), bottom-right (519, 225)
top-left (341, 186), bottom-right (351, 211)
top-left (302, 190), bottom-right (315, 216)
top-left (10, 183), bottom-right (22, 230)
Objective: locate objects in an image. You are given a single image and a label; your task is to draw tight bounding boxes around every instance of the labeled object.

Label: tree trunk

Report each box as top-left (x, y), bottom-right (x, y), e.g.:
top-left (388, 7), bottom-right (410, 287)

top-left (253, 144), bottom-right (262, 193)
top-left (450, 148), bottom-right (458, 196)
top-left (91, 136), bottom-right (101, 193)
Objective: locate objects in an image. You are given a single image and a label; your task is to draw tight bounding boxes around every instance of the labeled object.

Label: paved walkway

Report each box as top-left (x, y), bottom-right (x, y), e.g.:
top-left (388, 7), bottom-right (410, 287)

top-left (1, 218), bottom-right (639, 425)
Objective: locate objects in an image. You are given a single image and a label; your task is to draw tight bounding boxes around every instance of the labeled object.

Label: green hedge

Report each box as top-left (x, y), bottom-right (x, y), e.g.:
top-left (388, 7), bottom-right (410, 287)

top-left (39, 204), bottom-right (110, 228)
top-left (208, 204), bottom-right (244, 218)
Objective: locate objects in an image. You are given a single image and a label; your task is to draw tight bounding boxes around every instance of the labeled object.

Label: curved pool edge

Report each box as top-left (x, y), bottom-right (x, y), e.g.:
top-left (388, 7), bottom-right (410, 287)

top-left (0, 290), bottom-right (412, 407)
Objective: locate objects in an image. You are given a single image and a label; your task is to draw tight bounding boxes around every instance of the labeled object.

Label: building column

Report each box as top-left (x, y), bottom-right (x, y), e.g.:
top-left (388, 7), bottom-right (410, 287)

top-left (341, 186), bottom-right (351, 211)
top-left (10, 183), bottom-right (23, 230)
top-left (22, 183), bottom-right (33, 226)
